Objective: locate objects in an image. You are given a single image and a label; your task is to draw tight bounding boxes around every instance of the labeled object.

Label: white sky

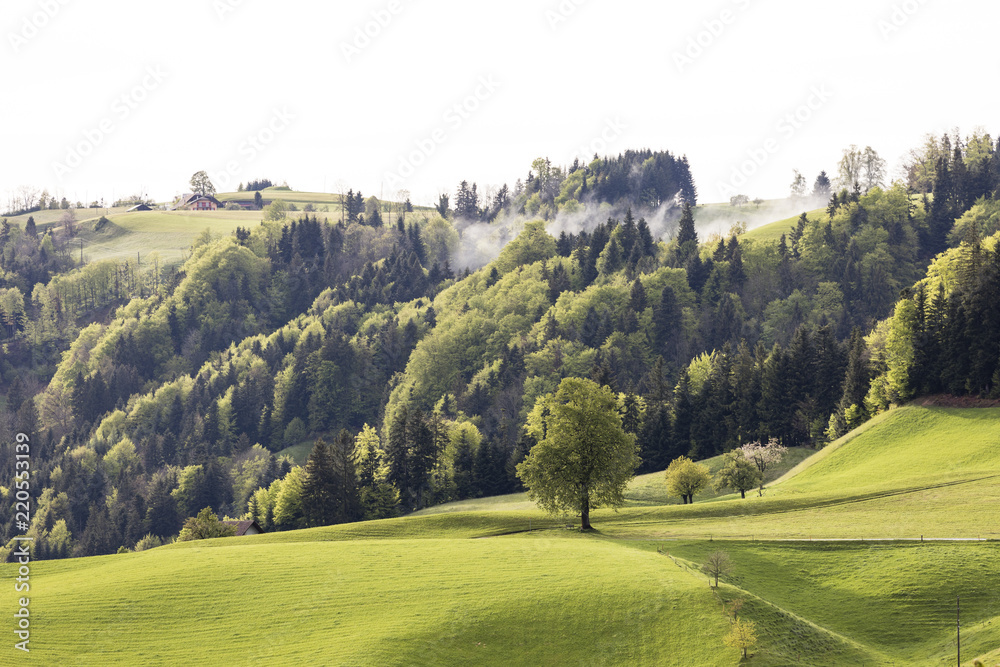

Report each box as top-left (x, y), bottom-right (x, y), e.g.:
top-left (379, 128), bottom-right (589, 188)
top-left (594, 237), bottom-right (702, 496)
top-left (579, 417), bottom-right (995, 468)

top-left (3, 0), bottom-right (997, 207)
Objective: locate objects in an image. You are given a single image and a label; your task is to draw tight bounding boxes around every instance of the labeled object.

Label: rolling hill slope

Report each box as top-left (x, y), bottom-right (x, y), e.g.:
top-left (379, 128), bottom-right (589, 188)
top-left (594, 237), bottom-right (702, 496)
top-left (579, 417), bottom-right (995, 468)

top-left (2, 405), bottom-right (998, 665)
top-left (4, 536), bottom-right (735, 665)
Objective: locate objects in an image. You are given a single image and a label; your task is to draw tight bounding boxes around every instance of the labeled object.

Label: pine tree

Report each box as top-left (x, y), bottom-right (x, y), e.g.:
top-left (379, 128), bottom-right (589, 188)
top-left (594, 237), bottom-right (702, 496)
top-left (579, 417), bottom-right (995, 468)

top-left (813, 171), bottom-right (832, 198)
top-left (547, 263), bottom-right (570, 303)
top-left (713, 238), bottom-right (727, 262)
top-left (636, 218), bottom-right (654, 257)
top-left (302, 438), bottom-right (337, 527)
top-left (676, 202), bottom-right (698, 261)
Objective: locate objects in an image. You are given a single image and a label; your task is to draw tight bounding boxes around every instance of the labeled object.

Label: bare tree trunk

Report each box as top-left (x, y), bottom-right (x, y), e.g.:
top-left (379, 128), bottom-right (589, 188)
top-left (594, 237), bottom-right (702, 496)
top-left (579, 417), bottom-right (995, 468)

top-left (581, 485), bottom-right (591, 530)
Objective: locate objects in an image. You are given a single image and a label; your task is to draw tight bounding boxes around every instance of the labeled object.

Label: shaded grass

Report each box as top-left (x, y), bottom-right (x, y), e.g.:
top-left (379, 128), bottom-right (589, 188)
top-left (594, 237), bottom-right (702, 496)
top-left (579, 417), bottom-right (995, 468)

top-left (665, 541), bottom-right (1000, 664)
top-left (1, 537), bottom-right (735, 666)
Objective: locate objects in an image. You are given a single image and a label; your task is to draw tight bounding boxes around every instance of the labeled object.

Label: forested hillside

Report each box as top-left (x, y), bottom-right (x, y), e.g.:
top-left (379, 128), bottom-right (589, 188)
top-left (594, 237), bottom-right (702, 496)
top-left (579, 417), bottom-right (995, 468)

top-left (2, 135), bottom-right (999, 559)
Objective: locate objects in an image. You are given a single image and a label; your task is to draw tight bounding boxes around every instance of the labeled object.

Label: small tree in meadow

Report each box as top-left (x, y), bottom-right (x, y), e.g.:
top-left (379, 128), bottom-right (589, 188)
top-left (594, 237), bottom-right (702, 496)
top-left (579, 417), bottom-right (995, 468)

top-left (664, 456), bottom-right (711, 504)
top-left (724, 618), bottom-right (758, 659)
top-left (702, 550), bottom-right (733, 588)
top-left (740, 438), bottom-right (788, 496)
top-left (715, 451), bottom-right (763, 499)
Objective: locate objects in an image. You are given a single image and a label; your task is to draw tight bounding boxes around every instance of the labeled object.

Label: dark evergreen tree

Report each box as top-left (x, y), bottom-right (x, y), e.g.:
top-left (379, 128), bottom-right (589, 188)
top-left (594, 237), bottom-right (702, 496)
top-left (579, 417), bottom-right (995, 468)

top-left (629, 279), bottom-right (647, 313)
top-left (676, 202), bottom-right (698, 261)
top-left (814, 171), bottom-right (832, 198)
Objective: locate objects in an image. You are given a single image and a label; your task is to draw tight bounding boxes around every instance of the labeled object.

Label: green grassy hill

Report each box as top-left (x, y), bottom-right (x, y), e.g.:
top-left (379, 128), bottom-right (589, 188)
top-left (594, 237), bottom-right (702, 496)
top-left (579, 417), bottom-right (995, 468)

top-left (216, 187), bottom-right (344, 209)
top-left (775, 406), bottom-right (1000, 493)
top-left (742, 208), bottom-right (827, 243)
top-left (694, 199), bottom-right (827, 243)
top-left (3, 405), bottom-right (999, 665)
top-left (9, 535), bottom-right (735, 665)
top-left (76, 209), bottom-right (262, 265)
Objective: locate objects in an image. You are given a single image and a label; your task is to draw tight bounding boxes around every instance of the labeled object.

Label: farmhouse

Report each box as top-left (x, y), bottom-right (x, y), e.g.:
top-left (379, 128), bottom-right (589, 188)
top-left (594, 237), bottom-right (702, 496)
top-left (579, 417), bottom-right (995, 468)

top-left (173, 193), bottom-right (222, 211)
top-left (221, 520), bottom-right (264, 536)
top-left (126, 204), bottom-right (153, 212)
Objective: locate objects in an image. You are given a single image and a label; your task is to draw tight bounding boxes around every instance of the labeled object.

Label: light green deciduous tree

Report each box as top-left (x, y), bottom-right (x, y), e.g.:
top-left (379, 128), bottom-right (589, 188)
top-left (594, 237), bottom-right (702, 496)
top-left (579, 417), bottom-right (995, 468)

top-left (664, 455), bottom-right (711, 504)
top-left (516, 377), bottom-right (639, 530)
top-left (715, 450), bottom-right (762, 499)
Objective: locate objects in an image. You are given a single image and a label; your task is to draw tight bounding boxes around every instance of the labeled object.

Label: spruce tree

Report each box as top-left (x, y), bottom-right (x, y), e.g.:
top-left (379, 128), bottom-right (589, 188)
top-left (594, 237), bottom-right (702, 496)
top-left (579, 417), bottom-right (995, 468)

top-left (813, 171), bottom-right (832, 198)
top-left (303, 438), bottom-right (337, 527)
top-left (676, 202), bottom-right (698, 261)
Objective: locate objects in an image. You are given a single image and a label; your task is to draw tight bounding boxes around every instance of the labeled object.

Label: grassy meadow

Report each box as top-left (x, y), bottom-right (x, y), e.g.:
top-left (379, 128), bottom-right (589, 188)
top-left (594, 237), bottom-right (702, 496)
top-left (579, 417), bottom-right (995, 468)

top-left (741, 208), bottom-right (828, 243)
top-left (2, 405), bottom-right (999, 665)
top-left (75, 209), bottom-right (262, 266)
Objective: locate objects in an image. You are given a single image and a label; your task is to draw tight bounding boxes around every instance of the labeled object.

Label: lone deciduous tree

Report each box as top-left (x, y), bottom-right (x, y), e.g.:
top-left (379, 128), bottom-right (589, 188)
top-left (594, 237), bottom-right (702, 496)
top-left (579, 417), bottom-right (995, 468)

top-left (516, 377), bottom-right (639, 531)
top-left (189, 170), bottom-right (216, 196)
top-left (724, 617), bottom-right (758, 659)
top-left (715, 450), bottom-right (763, 499)
top-left (664, 455), bottom-right (711, 504)
top-left (702, 550), bottom-right (733, 588)
top-left (740, 438), bottom-right (788, 496)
